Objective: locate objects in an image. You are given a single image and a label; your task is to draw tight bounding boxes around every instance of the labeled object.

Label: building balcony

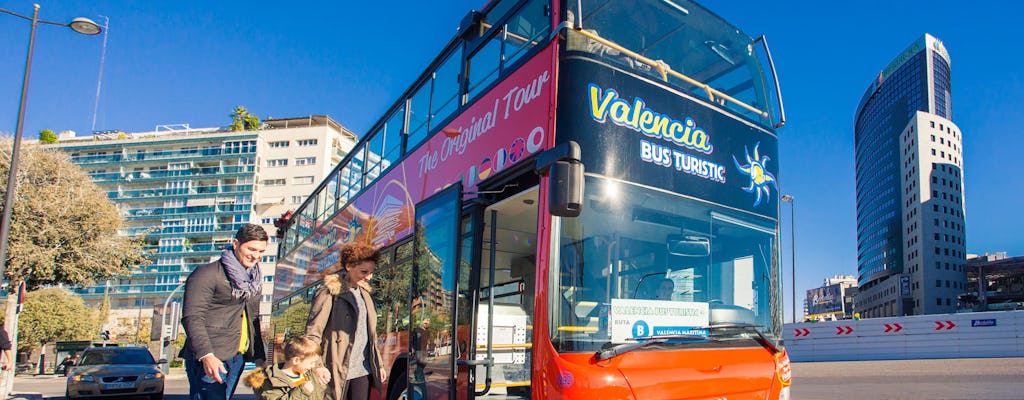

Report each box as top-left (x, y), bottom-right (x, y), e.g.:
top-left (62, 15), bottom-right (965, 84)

top-left (120, 224), bottom-right (248, 238)
top-left (107, 184), bottom-right (254, 201)
top-left (90, 165), bottom-right (256, 183)
top-left (123, 204), bottom-right (252, 221)
top-left (142, 243), bottom-right (225, 255)
top-left (72, 147), bottom-right (255, 166)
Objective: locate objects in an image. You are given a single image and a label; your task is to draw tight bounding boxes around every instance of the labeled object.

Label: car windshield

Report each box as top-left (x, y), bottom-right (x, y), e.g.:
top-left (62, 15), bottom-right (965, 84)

top-left (79, 349), bottom-right (156, 365)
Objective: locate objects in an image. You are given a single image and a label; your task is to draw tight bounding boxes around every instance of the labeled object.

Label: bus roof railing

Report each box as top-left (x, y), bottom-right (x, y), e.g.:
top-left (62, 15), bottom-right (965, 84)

top-left (570, 27), bottom-right (770, 120)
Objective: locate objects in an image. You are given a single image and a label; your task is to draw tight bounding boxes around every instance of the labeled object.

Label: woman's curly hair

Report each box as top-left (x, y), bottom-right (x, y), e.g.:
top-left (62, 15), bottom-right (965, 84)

top-left (335, 242), bottom-right (381, 291)
top-left (340, 242), bottom-right (380, 268)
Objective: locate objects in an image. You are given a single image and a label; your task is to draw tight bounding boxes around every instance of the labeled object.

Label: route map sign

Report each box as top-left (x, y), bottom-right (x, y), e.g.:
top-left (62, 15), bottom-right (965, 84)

top-left (609, 299), bottom-right (710, 343)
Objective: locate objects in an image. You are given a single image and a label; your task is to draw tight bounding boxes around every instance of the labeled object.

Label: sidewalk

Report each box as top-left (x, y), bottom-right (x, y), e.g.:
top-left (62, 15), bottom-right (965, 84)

top-left (167, 366), bottom-right (187, 380)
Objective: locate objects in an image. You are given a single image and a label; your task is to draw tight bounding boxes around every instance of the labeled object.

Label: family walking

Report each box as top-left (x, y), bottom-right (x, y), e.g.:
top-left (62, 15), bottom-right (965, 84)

top-left (181, 224), bottom-right (386, 400)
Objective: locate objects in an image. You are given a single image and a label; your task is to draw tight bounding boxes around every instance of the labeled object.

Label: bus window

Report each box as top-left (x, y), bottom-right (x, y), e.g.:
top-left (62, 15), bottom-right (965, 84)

top-left (569, 0), bottom-right (774, 127)
top-left (369, 241), bottom-right (413, 392)
top-left (551, 176), bottom-right (776, 352)
top-left (364, 129), bottom-right (385, 184)
top-left (433, 48), bottom-right (462, 122)
top-left (468, 39), bottom-right (501, 100)
top-left (382, 107), bottom-right (403, 170)
top-left (502, 0), bottom-right (549, 68)
top-left (407, 83), bottom-right (431, 151)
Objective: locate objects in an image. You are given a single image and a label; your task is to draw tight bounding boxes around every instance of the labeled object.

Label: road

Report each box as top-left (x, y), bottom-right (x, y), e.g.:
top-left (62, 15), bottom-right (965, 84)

top-left (11, 358), bottom-right (1024, 399)
top-left (791, 357), bottom-right (1024, 399)
top-left (11, 368), bottom-right (253, 400)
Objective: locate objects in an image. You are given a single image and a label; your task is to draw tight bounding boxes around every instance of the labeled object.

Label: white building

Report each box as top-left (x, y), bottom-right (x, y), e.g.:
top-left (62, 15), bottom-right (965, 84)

top-left (854, 34), bottom-right (967, 317)
top-left (48, 115), bottom-right (358, 335)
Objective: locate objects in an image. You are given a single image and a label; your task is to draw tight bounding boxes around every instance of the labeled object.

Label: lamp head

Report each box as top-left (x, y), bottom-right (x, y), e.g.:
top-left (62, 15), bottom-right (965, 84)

top-left (781, 194), bottom-right (794, 202)
top-left (69, 17), bottom-right (102, 35)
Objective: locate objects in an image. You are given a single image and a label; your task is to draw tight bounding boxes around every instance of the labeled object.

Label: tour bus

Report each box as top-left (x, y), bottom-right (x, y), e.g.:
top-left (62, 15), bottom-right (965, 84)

top-left (271, 0), bottom-right (790, 399)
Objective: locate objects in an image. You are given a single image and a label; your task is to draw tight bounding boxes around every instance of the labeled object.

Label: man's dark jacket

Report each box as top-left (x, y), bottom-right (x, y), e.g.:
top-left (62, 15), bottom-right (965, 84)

top-left (180, 259), bottom-right (266, 362)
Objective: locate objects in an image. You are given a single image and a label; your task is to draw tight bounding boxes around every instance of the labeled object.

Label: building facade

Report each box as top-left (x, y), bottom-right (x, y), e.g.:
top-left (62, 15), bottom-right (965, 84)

top-left (854, 34), bottom-right (966, 317)
top-left (48, 116), bottom-right (357, 332)
top-left (961, 253), bottom-right (1024, 311)
top-left (804, 275), bottom-right (859, 321)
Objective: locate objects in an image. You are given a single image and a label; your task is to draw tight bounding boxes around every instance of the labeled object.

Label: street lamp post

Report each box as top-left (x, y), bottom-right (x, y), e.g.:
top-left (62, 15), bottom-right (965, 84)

top-left (0, 5), bottom-right (102, 280)
top-left (781, 194), bottom-right (796, 323)
top-left (0, 5), bottom-right (101, 398)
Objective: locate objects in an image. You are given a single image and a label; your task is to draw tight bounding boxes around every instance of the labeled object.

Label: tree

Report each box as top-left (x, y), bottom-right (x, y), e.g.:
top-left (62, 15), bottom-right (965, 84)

top-left (0, 141), bottom-right (150, 356)
top-left (17, 288), bottom-right (97, 351)
top-left (229, 106), bottom-right (261, 131)
top-left (0, 141), bottom-right (150, 289)
top-left (273, 301), bottom-right (311, 340)
top-left (38, 129), bottom-right (57, 144)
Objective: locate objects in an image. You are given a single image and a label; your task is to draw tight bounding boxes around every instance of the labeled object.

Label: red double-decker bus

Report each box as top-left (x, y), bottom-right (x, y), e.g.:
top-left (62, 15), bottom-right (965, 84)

top-left (272, 1), bottom-right (790, 399)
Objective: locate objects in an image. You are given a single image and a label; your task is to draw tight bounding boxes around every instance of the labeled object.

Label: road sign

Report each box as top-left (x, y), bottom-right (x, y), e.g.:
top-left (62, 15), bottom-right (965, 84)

top-left (934, 320), bottom-right (956, 330)
top-left (970, 319), bottom-right (996, 327)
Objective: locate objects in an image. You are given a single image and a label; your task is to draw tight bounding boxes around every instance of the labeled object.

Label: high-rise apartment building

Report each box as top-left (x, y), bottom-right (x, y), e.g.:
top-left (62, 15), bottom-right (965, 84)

top-left (47, 116), bottom-right (357, 331)
top-left (854, 34), bottom-right (966, 318)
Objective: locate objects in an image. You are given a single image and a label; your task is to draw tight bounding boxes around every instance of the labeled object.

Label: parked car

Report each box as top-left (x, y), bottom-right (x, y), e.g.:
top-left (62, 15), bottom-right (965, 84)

top-left (65, 347), bottom-right (165, 400)
top-left (14, 362), bottom-right (35, 375)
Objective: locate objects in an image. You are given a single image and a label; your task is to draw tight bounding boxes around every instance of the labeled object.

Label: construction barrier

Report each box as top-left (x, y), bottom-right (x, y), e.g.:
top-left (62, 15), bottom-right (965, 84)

top-left (782, 310), bottom-right (1024, 361)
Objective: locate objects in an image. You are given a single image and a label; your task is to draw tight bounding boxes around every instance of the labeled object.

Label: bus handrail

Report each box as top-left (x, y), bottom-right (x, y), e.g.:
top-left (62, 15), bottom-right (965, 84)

top-left (476, 343), bottom-right (533, 350)
top-left (569, 27), bottom-right (770, 120)
top-left (556, 326), bottom-right (599, 333)
top-left (477, 380), bottom-right (532, 390)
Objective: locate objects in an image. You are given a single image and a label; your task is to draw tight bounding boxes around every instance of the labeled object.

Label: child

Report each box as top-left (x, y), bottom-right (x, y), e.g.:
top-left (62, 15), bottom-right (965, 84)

top-left (245, 335), bottom-right (326, 400)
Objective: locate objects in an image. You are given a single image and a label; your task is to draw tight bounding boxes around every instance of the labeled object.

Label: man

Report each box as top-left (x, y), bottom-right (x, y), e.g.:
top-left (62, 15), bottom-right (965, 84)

top-left (0, 323), bottom-right (14, 398)
top-left (181, 224), bottom-right (268, 400)
top-left (0, 324), bottom-right (12, 371)
top-left (654, 278), bottom-right (675, 301)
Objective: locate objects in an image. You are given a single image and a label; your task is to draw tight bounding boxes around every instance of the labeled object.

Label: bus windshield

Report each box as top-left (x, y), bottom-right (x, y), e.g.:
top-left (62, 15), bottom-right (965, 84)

top-left (551, 176), bottom-right (778, 353)
top-left (568, 0), bottom-right (775, 127)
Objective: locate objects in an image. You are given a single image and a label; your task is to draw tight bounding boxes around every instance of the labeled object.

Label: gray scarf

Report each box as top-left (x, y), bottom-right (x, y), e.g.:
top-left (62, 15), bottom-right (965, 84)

top-left (221, 248), bottom-right (262, 300)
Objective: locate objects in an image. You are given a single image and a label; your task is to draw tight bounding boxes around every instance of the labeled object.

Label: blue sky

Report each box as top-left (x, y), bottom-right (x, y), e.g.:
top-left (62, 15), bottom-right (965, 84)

top-left (2, 1), bottom-right (1022, 320)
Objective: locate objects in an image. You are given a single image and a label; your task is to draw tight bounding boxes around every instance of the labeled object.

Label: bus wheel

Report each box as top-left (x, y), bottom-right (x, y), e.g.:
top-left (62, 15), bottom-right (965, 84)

top-left (387, 370), bottom-right (408, 400)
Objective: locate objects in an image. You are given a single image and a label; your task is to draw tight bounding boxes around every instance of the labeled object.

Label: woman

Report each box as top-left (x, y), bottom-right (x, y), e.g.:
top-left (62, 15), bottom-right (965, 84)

top-left (306, 242), bottom-right (387, 400)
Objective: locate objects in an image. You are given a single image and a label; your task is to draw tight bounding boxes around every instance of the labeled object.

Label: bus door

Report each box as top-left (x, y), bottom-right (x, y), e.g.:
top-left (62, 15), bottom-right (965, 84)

top-left (469, 185), bottom-right (539, 399)
top-left (411, 183), bottom-right (463, 400)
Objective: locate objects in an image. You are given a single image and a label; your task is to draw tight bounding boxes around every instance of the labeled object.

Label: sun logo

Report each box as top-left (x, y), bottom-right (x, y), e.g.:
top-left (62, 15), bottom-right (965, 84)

top-left (732, 142), bottom-right (777, 207)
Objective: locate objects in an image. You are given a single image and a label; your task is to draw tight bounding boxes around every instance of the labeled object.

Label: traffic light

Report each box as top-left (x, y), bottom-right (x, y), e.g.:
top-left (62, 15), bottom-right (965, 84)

top-left (100, 330), bottom-right (110, 340)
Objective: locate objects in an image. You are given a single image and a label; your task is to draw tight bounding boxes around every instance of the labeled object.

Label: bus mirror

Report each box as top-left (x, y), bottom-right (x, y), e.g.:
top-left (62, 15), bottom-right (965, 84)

top-left (666, 235), bottom-right (709, 257)
top-left (535, 141), bottom-right (584, 217)
top-left (549, 160), bottom-right (583, 217)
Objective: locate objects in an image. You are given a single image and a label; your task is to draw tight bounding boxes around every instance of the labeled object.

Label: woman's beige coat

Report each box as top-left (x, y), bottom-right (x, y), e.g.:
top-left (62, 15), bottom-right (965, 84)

top-left (305, 273), bottom-right (384, 399)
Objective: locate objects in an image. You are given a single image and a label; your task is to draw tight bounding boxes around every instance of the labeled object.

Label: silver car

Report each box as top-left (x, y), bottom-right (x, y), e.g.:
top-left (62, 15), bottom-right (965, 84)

top-left (65, 347), bottom-right (165, 400)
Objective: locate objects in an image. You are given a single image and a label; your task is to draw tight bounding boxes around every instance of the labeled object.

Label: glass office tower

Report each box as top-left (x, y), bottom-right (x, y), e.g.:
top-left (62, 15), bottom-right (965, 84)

top-left (854, 34), bottom-right (965, 317)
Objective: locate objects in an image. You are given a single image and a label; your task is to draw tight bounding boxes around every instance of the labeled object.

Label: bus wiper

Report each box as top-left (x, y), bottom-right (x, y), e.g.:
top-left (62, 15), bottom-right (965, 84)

top-left (707, 323), bottom-right (780, 354)
top-left (594, 334), bottom-right (708, 361)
